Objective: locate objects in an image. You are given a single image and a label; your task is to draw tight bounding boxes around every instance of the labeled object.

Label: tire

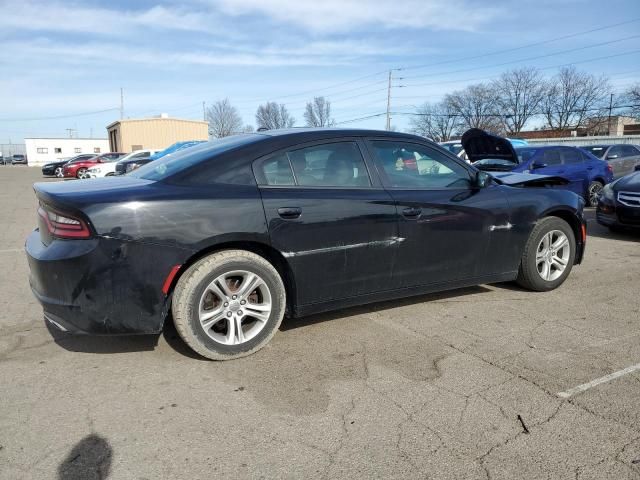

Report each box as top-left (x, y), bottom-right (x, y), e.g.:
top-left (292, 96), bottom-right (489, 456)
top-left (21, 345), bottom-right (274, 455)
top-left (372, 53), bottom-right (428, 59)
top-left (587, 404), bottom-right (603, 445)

top-left (76, 168), bottom-right (87, 179)
top-left (516, 217), bottom-right (576, 292)
top-left (54, 167), bottom-right (64, 178)
top-left (172, 250), bottom-right (286, 360)
top-left (587, 180), bottom-right (604, 207)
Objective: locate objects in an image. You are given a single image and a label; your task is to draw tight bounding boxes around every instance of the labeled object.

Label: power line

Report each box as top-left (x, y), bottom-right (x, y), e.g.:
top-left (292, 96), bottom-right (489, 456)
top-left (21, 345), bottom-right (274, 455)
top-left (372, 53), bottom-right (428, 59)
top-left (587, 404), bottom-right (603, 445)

top-left (401, 35), bottom-right (640, 81)
top-left (334, 113), bottom-right (387, 125)
top-left (0, 108), bottom-right (120, 122)
top-left (397, 17), bottom-right (640, 72)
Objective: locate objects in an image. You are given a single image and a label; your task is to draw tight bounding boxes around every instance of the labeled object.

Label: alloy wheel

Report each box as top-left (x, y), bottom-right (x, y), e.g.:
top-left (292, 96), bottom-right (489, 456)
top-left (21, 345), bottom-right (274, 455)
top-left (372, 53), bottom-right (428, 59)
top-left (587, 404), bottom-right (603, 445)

top-left (198, 270), bottom-right (272, 345)
top-left (54, 167), bottom-right (64, 178)
top-left (535, 230), bottom-right (570, 281)
top-left (589, 183), bottom-right (603, 206)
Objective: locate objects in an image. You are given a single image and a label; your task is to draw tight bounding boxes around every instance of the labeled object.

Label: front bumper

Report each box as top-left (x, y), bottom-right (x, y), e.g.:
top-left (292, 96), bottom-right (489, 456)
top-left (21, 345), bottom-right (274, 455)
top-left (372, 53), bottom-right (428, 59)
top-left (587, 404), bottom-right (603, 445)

top-left (596, 202), bottom-right (640, 229)
top-left (25, 230), bottom-right (187, 335)
top-left (41, 167), bottom-right (55, 176)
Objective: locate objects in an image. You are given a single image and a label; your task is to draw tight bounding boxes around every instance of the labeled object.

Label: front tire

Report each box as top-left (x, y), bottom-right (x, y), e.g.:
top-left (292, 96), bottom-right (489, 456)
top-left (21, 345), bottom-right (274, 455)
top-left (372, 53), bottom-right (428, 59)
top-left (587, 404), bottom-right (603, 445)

top-left (516, 217), bottom-right (576, 292)
top-left (54, 167), bottom-right (64, 178)
top-left (172, 250), bottom-right (286, 360)
top-left (587, 181), bottom-right (603, 207)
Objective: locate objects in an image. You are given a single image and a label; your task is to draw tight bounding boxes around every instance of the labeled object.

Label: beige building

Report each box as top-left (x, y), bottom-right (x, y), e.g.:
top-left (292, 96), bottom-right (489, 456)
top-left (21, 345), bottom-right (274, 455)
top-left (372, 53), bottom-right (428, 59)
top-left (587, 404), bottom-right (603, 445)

top-left (106, 114), bottom-right (209, 153)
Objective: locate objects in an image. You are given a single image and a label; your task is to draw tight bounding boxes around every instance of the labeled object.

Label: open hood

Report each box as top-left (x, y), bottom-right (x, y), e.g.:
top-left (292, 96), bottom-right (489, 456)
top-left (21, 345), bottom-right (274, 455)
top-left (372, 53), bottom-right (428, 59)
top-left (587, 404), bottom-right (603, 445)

top-left (461, 128), bottom-right (519, 163)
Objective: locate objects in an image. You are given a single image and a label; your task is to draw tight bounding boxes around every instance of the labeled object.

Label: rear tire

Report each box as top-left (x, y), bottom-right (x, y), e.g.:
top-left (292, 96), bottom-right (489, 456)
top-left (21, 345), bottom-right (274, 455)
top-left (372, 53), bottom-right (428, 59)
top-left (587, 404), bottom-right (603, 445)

top-left (172, 250), bottom-right (286, 360)
top-left (76, 168), bottom-right (87, 179)
top-left (516, 217), bottom-right (576, 292)
top-left (587, 180), bottom-right (603, 207)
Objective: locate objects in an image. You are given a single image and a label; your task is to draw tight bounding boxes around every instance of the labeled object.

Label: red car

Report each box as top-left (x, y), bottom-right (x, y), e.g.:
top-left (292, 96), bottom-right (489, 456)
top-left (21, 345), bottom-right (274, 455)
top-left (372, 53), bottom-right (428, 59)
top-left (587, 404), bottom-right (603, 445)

top-left (63, 153), bottom-right (126, 179)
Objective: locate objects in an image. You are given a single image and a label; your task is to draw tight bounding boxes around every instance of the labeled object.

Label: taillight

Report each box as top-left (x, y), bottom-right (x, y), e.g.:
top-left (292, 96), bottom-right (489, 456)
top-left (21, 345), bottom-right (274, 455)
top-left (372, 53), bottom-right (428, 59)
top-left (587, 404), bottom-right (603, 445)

top-left (607, 164), bottom-right (613, 173)
top-left (38, 205), bottom-right (91, 239)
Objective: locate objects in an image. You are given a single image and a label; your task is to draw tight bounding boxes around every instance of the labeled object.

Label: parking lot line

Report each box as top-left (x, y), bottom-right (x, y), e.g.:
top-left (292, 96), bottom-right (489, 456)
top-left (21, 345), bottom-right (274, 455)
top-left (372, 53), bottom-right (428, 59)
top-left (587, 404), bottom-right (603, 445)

top-left (557, 363), bottom-right (640, 398)
top-left (0, 248), bottom-right (23, 253)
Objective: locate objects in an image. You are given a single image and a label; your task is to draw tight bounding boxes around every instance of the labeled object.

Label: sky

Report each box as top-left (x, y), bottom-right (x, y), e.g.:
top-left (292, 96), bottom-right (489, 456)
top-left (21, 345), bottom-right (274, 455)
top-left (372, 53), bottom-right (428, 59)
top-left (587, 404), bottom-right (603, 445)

top-left (0, 0), bottom-right (639, 144)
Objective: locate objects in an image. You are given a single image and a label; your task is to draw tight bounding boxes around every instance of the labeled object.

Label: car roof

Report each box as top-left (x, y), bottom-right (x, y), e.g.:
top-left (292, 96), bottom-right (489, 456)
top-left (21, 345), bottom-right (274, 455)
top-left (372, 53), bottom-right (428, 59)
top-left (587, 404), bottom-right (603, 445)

top-left (255, 127), bottom-right (427, 141)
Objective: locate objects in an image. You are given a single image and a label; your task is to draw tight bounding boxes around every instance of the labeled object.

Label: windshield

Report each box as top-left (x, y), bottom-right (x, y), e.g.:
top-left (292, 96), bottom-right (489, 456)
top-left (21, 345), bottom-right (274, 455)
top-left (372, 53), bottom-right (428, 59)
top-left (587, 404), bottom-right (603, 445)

top-left (129, 134), bottom-right (262, 181)
top-left (580, 146), bottom-right (607, 159)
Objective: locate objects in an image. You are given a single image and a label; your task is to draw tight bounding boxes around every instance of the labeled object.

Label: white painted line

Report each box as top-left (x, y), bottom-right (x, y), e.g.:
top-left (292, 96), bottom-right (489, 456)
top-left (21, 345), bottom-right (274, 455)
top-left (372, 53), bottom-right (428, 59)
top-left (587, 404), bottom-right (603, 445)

top-left (557, 363), bottom-right (640, 398)
top-left (0, 248), bottom-right (23, 253)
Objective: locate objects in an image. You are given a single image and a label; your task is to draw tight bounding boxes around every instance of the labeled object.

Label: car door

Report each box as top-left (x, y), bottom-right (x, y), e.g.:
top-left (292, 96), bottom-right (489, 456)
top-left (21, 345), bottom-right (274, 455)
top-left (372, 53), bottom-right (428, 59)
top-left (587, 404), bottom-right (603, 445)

top-left (621, 145), bottom-right (640, 176)
top-left (366, 139), bottom-right (515, 290)
top-left (559, 147), bottom-right (589, 196)
top-left (255, 140), bottom-right (398, 306)
top-left (604, 145), bottom-right (627, 178)
top-left (531, 148), bottom-right (584, 196)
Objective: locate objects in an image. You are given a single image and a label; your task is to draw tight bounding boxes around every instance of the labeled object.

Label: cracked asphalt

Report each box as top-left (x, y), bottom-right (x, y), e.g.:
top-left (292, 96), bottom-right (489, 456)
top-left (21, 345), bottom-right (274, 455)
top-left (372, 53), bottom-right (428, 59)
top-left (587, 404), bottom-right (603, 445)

top-left (1, 167), bottom-right (639, 479)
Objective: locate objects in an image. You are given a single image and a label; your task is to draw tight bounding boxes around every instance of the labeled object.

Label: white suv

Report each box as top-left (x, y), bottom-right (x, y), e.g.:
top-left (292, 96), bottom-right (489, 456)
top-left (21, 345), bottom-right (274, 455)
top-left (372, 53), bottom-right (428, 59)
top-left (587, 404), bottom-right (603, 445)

top-left (87, 149), bottom-right (158, 178)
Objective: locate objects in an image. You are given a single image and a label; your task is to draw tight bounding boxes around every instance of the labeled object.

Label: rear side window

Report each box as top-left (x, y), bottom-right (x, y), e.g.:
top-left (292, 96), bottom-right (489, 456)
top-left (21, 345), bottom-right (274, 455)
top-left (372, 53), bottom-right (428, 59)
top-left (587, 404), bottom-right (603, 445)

top-left (561, 149), bottom-right (582, 164)
top-left (542, 149), bottom-right (562, 166)
top-left (608, 145), bottom-right (625, 158)
top-left (622, 145), bottom-right (639, 156)
top-left (258, 142), bottom-right (371, 187)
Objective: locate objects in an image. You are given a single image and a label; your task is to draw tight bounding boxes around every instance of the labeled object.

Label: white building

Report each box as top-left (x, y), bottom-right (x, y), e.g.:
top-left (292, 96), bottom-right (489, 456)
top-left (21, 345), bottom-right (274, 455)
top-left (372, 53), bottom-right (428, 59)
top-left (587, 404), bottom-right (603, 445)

top-left (24, 138), bottom-right (110, 166)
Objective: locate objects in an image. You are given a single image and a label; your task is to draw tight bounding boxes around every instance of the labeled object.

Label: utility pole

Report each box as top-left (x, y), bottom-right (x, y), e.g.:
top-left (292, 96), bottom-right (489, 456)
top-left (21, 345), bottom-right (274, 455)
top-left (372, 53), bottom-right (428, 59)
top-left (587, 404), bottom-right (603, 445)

top-left (120, 88), bottom-right (124, 119)
top-left (65, 128), bottom-right (75, 138)
top-left (607, 93), bottom-right (614, 136)
top-left (202, 101), bottom-right (206, 121)
top-left (385, 70), bottom-right (392, 130)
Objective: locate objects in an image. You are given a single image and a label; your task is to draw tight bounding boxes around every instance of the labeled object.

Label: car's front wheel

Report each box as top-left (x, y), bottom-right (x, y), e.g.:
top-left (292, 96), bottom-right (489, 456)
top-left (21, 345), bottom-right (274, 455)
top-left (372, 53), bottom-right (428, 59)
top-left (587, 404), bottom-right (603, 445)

top-left (172, 250), bottom-right (286, 360)
top-left (54, 167), bottom-right (64, 178)
top-left (587, 180), bottom-right (603, 207)
top-left (516, 217), bottom-right (576, 292)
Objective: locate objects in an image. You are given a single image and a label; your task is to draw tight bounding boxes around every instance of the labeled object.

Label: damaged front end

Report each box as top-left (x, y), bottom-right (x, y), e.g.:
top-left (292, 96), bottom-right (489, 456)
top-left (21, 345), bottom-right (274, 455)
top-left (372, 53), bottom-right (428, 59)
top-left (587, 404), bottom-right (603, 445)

top-left (489, 172), bottom-right (570, 188)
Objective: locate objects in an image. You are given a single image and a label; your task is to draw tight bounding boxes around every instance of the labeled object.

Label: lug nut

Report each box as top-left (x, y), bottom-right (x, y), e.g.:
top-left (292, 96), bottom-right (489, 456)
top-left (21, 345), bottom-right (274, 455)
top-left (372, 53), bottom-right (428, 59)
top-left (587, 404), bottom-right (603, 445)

top-left (237, 311), bottom-right (243, 316)
top-left (232, 295), bottom-right (237, 300)
top-left (224, 302), bottom-right (229, 307)
top-left (227, 312), bottom-right (232, 317)
top-left (240, 300), bottom-right (246, 305)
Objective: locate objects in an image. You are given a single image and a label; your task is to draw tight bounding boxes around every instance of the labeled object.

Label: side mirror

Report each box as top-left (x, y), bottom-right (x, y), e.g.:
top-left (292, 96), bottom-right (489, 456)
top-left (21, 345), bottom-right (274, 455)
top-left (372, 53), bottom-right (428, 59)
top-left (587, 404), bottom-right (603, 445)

top-left (606, 154), bottom-right (619, 160)
top-left (531, 162), bottom-right (548, 169)
top-left (474, 171), bottom-right (491, 188)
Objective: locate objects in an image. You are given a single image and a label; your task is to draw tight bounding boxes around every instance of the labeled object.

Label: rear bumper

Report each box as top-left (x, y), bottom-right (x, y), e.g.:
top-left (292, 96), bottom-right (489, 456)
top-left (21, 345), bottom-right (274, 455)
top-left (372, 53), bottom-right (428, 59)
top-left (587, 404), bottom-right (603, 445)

top-left (25, 230), bottom-right (187, 335)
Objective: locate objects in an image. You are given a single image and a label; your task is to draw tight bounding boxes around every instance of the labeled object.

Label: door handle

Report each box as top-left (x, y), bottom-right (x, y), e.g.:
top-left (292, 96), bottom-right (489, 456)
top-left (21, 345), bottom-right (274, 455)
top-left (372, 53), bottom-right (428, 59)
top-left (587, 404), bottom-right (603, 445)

top-left (586, 166), bottom-right (594, 170)
top-left (402, 207), bottom-right (422, 219)
top-left (277, 207), bottom-right (302, 219)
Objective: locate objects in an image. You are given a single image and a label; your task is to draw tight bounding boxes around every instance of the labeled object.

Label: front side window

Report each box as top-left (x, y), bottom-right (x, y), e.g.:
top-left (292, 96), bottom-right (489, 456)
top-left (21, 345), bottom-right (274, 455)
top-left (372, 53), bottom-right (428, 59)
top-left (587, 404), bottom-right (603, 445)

top-left (621, 145), bottom-right (639, 157)
top-left (608, 146), bottom-right (625, 158)
top-left (369, 141), bottom-right (471, 189)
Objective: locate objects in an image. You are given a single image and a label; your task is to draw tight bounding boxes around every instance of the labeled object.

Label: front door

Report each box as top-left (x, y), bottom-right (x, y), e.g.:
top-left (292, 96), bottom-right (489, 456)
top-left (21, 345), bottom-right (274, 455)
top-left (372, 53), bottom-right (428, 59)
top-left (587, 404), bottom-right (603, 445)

top-left (366, 139), bottom-right (514, 290)
top-left (256, 140), bottom-right (398, 306)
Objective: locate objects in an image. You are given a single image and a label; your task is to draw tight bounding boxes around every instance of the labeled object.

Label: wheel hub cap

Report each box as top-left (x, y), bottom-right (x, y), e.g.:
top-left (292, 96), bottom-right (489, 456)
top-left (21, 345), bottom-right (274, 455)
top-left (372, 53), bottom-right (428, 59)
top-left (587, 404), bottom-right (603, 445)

top-left (535, 230), bottom-right (571, 282)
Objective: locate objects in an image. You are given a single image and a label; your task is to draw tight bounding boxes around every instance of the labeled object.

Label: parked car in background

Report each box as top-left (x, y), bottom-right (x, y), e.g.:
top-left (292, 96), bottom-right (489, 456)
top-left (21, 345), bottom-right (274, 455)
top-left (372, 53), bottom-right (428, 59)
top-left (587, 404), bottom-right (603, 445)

top-left (579, 144), bottom-right (640, 179)
top-left (441, 137), bottom-right (528, 163)
top-left (11, 154), bottom-right (27, 165)
top-left (63, 152), bottom-right (126, 179)
top-left (596, 164), bottom-right (640, 231)
top-left (27, 128), bottom-right (586, 360)
top-left (41, 154), bottom-right (96, 177)
top-left (115, 141), bottom-right (206, 175)
top-left (86, 149), bottom-right (158, 178)
top-left (0, 156), bottom-right (9, 165)
top-left (463, 129), bottom-right (613, 207)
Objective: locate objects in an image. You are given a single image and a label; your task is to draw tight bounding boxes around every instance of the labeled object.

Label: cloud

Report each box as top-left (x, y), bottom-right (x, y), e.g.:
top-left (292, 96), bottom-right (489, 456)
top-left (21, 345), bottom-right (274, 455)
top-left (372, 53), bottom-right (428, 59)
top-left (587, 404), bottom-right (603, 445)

top-left (214, 0), bottom-right (502, 33)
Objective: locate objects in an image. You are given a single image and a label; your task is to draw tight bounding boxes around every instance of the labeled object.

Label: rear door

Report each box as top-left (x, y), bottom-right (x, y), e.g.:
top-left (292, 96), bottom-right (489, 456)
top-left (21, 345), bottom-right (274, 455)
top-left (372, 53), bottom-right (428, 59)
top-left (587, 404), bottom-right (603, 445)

top-left (256, 140), bottom-right (398, 306)
top-left (621, 145), bottom-right (640, 176)
top-left (533, 148), bottom-right (584, 196)
top-left (605, 145), bottom-right (627, 178)
top-left (366, 139), bottom-right (515, 289)
top-left (559, 147), bottom-right (588, 196)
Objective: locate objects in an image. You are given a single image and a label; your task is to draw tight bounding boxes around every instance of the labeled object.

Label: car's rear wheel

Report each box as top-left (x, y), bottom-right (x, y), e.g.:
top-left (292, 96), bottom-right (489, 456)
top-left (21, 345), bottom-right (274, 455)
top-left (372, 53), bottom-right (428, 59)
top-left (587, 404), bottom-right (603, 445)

top-left (54, 167), bottom-right (64, 178)
top-left (516, 217), bottom-right (576, 292)
top-left (76, 168), bottom-right (88, 179)
top-left (172, 250), bottom-right (286, 360)
top-left (587, 180), bottom-right (603, 207)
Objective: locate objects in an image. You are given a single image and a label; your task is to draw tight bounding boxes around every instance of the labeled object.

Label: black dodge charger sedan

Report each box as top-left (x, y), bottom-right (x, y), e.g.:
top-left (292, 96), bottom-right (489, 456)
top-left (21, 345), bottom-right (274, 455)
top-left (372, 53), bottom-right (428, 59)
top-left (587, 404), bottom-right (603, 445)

top-left (26, 129), bottom-right (586, 360)
top-left (596, 165), bottom-right (640, 231)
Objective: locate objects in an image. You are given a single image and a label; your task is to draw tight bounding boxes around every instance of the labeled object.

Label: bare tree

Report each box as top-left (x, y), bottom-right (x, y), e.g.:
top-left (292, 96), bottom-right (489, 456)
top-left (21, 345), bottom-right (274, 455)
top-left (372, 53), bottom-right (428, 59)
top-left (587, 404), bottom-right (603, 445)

top-left (624, 84), bottom-right (640, 118)
top-left (492, 67), bottom-right (545, 134)
top-left (242, 124), bottom-right (254, 133)
top-left (409, 101), bottom-right (458, 141)
top-left (444, 84), bottom-right (502, 134)
top-left (255, 102), bottom-right (295, 130)
top-left (206, 98), bottom-right (243, 138)
top-left (541, 66), bottom-right (610, 131)
top-left (304, 96), bottom-right (335, 127)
